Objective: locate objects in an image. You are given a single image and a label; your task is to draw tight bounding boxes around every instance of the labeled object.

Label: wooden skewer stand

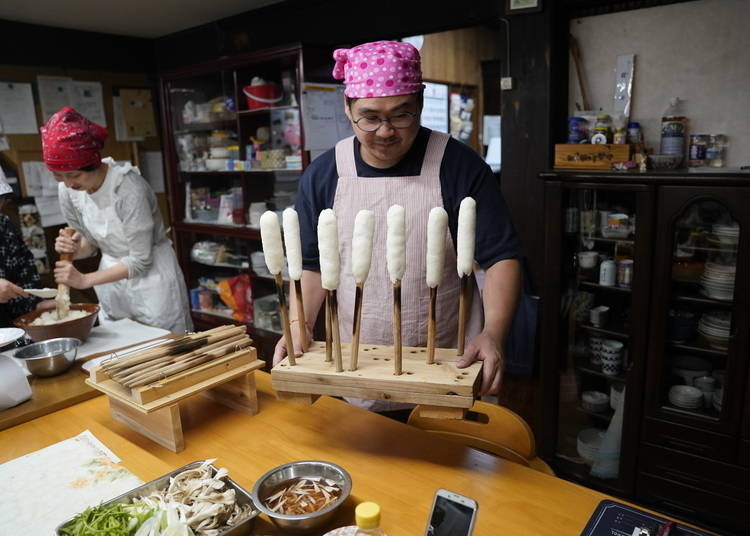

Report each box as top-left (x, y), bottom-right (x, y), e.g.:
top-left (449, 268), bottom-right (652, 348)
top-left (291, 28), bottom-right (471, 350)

top-left (86, 347), bottom-right (264, 452)
top-left (272, 341), bottom-right (482, 420)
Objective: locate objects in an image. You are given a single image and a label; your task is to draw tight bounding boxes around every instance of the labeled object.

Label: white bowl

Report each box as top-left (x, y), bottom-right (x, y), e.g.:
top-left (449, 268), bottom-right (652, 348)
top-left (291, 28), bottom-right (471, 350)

top-left (577, 428), bottom-right (605, 465)
top-left (581, 391), bottom-right (610, 413)
top-left (205, 158), bottom-right (230, 171)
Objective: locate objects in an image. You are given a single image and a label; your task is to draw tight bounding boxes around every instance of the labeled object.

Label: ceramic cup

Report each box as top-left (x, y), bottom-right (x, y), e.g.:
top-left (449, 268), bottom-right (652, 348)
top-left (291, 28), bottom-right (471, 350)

top-left (590, 305), bottom-right (610, 327)
top-left (601, 352), bottom-right (623, 376)
top-left (579, 251), bottom-right (599, 269)
top-left (589, 335), bottom-right (604, 366)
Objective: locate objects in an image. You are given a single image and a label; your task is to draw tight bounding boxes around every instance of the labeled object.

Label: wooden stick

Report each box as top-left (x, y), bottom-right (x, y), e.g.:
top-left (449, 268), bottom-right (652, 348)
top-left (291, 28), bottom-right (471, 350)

top-left (427, 286), bottom-right (437, 364)
top-left (294, 279), bottom-right (306, 351)
top-left (325, 292), bottom-right (332, 362)
top-left (330, 290), bottom-right (343, 372)
top-left (393, 280), bottom-right (402, 375)
top-left (56, 227), bottom-right (76, 320)
top-left (275, 274), bottom-right (296, 366)
top-left (457, 275), bottom-right (469, 356)
top-left (350, 283), bottom-right (363, 371)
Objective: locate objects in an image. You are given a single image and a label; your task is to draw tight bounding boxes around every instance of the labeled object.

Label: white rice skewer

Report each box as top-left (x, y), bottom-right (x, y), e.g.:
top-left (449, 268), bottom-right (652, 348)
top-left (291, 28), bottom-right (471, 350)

top-left (282, 208), bottom-right (303, 281)
top-left (260, 211), bottom-right (284, 275)
top-left (456, 197), bottom-right (476, 277)
top-left (426, 207), bottom-right (448, 288)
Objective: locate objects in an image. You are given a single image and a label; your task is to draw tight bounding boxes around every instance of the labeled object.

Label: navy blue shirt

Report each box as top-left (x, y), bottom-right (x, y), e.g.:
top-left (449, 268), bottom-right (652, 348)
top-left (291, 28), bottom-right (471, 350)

top-left (295, 127), bottom-right (519, 271)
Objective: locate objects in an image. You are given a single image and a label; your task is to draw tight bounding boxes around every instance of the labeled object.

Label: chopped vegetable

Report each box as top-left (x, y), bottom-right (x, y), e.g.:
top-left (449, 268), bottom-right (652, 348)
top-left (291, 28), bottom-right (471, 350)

top-left (59, 502), bottom-right (155, 536)
top-left (264, 477), bottom-right (342, 516)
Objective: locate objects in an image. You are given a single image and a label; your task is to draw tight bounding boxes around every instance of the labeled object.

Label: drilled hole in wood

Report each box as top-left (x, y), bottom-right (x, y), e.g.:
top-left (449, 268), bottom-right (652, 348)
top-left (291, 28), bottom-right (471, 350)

top-left (384, 358), bottom-right (390, 361)
top-left (371, 347), bottom-right (377, 350)
top-left (420, 349), bottom-right (426, 353)
top-left (363, 348), bottom-right (369, 351)
top-left (461, 372), bottom-right (469, 375)
top-left (456, 376), bottom-right (463, 380)
top-left (357, 374), bottom-right (362, 377)
top-left (435, 361), bottom-right (441, 365)
top-left (406, 371), bottom-right (413, 375)
top-left (410, 350), bottom-right (417, 354)
top-left (373, 357), bottom-right (379, 360)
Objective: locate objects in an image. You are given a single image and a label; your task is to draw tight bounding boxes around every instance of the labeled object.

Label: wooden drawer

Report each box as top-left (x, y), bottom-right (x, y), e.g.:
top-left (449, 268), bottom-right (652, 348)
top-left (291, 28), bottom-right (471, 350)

top-left (637, 473), bottom-right (750, 535)
top-left (639, 445), bottom-right (750, 500)
top-left (644, 418), bottom-right (736, 462)
top-left (740, 440), bottom-right (750, 468)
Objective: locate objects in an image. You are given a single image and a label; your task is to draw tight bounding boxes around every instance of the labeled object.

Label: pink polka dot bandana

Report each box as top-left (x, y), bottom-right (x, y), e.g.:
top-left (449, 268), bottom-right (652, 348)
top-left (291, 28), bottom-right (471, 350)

top-left (332, 40), bottom-right (425, 98)
top-left (41, 107), bottom-right (108, 171)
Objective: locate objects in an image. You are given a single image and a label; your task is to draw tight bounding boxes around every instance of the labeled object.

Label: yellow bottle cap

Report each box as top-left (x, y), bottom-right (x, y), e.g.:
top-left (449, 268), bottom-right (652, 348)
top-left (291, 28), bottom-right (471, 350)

top-left (355, 502), bottom-right (381, 530)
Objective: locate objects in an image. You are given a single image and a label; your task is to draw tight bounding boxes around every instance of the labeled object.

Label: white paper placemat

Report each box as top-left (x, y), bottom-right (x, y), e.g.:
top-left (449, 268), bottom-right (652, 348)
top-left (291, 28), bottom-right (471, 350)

top-left (0, 430), bottom-right (143, 535)
top-left (77, 318), bottom-right (170, 360)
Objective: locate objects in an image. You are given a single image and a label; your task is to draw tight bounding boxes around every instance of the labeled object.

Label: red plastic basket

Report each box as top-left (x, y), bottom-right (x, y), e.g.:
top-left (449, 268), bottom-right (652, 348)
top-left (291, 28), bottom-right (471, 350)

top-left (243, 84), bottom-right (283, 110)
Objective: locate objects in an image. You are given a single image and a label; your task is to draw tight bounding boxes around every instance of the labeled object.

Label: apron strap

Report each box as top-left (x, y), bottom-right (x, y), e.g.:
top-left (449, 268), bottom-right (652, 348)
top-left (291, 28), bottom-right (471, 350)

top-left (334, 136), bottom-right (357, 177)
top-left (419, 130), bottom-right (451, 177)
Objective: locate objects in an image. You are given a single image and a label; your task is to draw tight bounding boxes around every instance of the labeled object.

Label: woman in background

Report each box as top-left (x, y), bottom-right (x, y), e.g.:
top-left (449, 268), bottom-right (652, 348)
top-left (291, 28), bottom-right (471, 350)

top-left (42, 107), bottom-right (192, 333)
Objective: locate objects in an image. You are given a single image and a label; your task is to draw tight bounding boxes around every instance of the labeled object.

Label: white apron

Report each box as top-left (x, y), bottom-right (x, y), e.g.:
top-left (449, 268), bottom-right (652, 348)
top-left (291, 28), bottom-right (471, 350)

top-left (333, 131), bottom-right (483, 411)
top-left (77, 167), bottom-right (192, 334)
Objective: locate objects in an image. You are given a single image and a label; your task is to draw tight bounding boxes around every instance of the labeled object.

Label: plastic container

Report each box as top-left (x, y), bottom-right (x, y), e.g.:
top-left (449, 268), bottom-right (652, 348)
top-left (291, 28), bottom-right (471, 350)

top-left (243, 84), bottom-right (283, 110)
top-left (660, 97), bottom-right (686, 163)
top-left (626, 122), bottom-right (642, 145)
top-left (707, 134), bottom-right (728, 167)
top-left (323, 502), bottom-right (387, 536)
top-left (688, 134), bottom-right (709, 166)
top-left (567, 116), bottom-right (588, 143)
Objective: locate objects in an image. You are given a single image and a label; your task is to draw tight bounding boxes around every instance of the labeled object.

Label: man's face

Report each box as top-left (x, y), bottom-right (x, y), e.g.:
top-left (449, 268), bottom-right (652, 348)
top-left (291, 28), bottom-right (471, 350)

top-left (52, 169), bottom-right (99, 192)
top-left (345, 93), bottom-right (421, 169)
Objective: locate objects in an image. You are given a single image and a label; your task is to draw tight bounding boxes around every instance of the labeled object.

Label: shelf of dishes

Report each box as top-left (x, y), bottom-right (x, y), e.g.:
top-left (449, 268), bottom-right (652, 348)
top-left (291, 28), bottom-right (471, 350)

top-left (666, 309), bottom-right (732, 353)
top-left (184, 184), bottom-right (297, 227)
top-left (663, 354), bottom-right (726, 417)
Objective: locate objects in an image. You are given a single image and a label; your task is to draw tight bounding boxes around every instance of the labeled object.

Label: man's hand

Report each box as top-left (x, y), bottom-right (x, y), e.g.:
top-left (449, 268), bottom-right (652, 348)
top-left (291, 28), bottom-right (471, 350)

top-left (272, 321), bottom-right (313, 366)
top-left (55, 229), bottom-right (82, 256)
top-left (0, 278), bottom-right (27, 303)
top-left (54, 261), bottom-right (91, 289)
top-left (456, 330), bottom-right (504, 395)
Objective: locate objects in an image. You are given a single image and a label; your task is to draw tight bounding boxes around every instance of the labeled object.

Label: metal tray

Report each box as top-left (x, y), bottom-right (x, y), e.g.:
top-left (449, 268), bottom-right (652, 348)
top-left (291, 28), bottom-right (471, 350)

top-left (55, 460), bottom-right (259, 535)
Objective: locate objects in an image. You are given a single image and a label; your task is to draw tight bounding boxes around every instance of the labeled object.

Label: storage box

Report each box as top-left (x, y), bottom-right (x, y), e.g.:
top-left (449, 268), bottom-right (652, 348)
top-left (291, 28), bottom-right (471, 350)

top-left (554, 144), bottom-right (631, 170)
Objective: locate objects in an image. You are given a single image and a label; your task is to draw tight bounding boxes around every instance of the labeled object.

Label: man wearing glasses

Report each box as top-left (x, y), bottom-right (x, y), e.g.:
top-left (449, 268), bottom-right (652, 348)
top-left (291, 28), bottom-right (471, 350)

top-left (274, 41), bottom-right (520, 419)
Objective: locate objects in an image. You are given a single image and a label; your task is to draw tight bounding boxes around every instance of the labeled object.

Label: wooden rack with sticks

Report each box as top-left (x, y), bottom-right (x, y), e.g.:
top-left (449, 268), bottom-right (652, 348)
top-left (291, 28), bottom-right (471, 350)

top-left (86, 325), bottom-right (264, 452)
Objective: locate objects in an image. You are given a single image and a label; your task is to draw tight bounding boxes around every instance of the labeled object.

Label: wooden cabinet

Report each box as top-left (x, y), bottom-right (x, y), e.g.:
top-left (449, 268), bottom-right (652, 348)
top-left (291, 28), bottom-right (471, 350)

top-left (159, 43), bottom-right (332, 363)
top-left (540, 170), bottom-right (750, 534)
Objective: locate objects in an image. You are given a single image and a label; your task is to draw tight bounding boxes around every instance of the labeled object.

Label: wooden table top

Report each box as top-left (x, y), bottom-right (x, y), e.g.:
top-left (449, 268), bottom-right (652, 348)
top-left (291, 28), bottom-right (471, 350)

top-left (0, 371), bottom-right (620, 536)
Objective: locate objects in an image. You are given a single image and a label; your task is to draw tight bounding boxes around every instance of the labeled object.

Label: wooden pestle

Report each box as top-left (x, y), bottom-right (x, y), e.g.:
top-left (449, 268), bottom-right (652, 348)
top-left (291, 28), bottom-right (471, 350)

top-left (56, 227), bottom-right (76, 319)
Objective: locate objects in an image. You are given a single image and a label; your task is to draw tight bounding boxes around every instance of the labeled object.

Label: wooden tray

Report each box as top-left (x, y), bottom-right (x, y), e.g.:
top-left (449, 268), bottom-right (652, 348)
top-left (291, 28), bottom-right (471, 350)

top-left (272, 341), bottom-right (482, 419)
top-left (86, 347), bottom-right (264, 451)
top-left (554, 143), bottom-right (631, 169)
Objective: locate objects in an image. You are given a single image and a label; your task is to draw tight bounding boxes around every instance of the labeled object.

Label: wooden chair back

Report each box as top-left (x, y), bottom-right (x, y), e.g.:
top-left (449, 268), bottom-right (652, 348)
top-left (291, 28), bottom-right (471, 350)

top-left (408, 401), bottom-right (554, 475)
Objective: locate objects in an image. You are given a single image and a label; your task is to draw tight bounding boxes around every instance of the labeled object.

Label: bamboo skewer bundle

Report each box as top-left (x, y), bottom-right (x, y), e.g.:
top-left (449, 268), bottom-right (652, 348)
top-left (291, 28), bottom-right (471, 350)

top-left (318, 209), bottom-right (343, 372)
top-left (387, 205), bottom-right (406, 375)
top-left (456, 198), bottom-right (476, 356)
top-left (426, 207), bottom-right (448, 364)
top-left (349, 210), bottom-right (375, 371)
top-left (261, 210), bottom-right (296, 366)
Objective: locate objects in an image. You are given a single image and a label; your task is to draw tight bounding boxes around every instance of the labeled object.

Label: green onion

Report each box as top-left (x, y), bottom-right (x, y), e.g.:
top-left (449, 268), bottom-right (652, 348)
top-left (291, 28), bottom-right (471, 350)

top-left (60, 502), bottom-right (155, 536)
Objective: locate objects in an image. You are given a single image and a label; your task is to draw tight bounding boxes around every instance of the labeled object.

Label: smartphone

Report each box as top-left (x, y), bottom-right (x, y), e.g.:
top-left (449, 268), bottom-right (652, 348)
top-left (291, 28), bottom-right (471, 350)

top-left (424, 488), bottom-right (478, 536)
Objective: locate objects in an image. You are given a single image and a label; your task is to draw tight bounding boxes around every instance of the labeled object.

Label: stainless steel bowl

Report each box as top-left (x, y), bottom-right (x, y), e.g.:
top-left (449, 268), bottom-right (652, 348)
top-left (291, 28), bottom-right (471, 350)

top-left (14, 337), bottom-right (80, 377)
top-left (252, 460), bottom-right (352, 534)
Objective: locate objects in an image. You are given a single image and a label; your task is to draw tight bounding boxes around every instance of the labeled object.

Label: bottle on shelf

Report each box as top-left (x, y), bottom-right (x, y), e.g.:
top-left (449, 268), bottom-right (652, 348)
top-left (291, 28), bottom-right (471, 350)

top-left (324, 502), bottom-right (387, 536)
top-left (659, 97), bottom-right (687, 164)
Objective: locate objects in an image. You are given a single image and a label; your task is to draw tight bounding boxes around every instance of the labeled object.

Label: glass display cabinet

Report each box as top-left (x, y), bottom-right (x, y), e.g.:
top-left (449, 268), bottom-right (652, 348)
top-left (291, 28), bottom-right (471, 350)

top-left (540, 172), bottom-right (750, 534)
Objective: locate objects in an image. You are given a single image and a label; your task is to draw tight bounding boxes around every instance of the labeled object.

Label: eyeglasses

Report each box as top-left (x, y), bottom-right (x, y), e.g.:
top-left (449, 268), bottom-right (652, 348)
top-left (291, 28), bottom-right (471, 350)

top-left (352, 111), bottom-right (417, 132)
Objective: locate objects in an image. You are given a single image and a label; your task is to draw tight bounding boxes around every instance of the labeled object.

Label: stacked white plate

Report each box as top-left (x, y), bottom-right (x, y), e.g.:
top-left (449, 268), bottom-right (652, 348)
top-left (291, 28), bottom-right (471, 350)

top-left (669, 385), bottom-right (703, 409)
top-left (700, 262), bottom-right (735, 300)
top-left (698, 310), bottom-right (732, 350)
top-left (712, 387), bottom-right (724, 412)
top-left (712, 223), bottom-right (739, 246)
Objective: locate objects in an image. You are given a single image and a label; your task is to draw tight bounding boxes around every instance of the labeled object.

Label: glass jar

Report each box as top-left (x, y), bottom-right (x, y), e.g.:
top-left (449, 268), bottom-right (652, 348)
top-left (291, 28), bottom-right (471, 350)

top-left (706, 134), bottom-right (728, 167)
top-left (627, 122), bottom-right (642, 145)
top-left (613, 128), bottom-right (627, 144)
top-left (593, 114), bottom-right (613, 143)
top-left (688, 134), bottom-right (709, 167)
top-left (567, 117), bottom-right (588, 143)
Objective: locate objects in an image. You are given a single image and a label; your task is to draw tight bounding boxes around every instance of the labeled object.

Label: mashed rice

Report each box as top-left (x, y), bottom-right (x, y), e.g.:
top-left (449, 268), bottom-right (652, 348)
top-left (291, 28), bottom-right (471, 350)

top-left (30, 309), bottom-right (90, 326)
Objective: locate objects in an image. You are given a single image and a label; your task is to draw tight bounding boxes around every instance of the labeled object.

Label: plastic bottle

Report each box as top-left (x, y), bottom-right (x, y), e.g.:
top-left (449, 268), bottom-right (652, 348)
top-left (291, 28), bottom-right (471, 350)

top-left (323, 502), bottom-right (387, 536)
top-left (660, 97), bottom-right (687, 162)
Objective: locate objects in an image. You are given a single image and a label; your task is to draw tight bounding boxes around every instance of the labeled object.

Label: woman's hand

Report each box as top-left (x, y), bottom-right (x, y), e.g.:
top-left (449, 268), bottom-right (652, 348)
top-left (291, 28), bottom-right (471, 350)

top-left (55, 230), bottom-right (82, 256)
top-left (272, 320), bottom-right (313, 365)
top-left (36, 300), bottom-right (57, 311)
top-left (0, 278), bottom-right (27, 303)
top-left (54, 261), bottom-right (91, 289)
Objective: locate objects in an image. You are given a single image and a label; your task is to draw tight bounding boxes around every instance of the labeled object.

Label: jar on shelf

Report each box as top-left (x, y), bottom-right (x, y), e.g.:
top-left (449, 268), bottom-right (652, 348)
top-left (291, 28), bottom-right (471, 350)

top-left (567, 116), bottom-right (588, 143)
top-left (613, 127), bottom-right (627, 145)
top-left (706, 134), bottom-right (728, 167)
top-left (688, 134), bottom-right (709, 167)
top-left (592, 114), bottom-right (613, 144)
top-left (626, 122), bottom-right (642, 145)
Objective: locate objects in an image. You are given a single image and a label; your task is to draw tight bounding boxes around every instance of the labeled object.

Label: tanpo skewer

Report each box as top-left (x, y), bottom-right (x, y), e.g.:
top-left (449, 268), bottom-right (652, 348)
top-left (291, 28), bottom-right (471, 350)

top-left (283, 209), bottom-right (307, 351)
top-left (456, 197), bottom-right (476, 356)
top-left (318, 209), bottom-right (343, 372)
top-left (350, 210), bottom-right (375, 371)
top-left (261, 211), bottom-right (296, 366)
top-left (325, 293), bottom-right (332, 362)
top-left (56, 227), bottom-right (76, 320)
top-left (426, 207), bottom-right (448, 364)
top-left (387, 205), bottom-right (406, 375)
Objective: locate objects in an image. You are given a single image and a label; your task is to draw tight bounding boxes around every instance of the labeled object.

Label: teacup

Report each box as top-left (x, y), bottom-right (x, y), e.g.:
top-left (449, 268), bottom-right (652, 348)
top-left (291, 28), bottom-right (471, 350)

top-left (579, 251), bottom-right (599, 269)
top-left (590, 305), bottom-right (610, 327)
top-left (601, 353), bottom-right (622, 376)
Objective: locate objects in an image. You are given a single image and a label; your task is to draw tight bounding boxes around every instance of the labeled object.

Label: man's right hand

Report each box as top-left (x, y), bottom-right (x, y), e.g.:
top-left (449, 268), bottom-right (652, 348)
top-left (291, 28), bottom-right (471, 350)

top-left (0, 278), bottom-right (28, 303)
top-left (272, 320), bottom-right (313, 365)
top-left (55, 229), bottom-right (82, 256)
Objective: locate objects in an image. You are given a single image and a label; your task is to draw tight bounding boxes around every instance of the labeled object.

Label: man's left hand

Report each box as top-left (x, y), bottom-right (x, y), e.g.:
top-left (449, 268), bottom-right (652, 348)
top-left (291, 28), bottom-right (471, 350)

top-left (54, 261), bottom-right (90, 289)
top-left (456, 330), bottom-right (503, 395)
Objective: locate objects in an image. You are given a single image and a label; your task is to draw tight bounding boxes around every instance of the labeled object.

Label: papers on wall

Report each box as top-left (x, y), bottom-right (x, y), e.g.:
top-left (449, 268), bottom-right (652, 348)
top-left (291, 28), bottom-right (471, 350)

top-left (21, 161), bottom-right (58, 197)
top-left (485, 136), bottom-right (502, 173)
top-left (301, 83), bottom-right (352, 151)
top-left (37, 75), bottom-right (73, 123)
top-left (119, 89), bottom-right (157, 138)
top-left (112, 96), bottom-right (144, 141)
top-left (71, 81), bottom-right (107, 127)
top-left (421, 82), bottom-right (449, 134)
top-left (482, 115), bottom-right (501, 145)
top-left (34, 195), bottom-right (66, 227)
top-left (613, 54), bottom-right (635, 117)
top-left (141, 151), bottom-right (165, 193)
top-left (0, 82), bottom-right (37, 134)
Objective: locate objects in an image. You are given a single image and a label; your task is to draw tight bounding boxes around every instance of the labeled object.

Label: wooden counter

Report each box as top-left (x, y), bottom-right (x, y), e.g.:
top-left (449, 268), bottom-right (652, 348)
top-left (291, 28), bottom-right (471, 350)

top-left (0, 372), bottom-right (686, 536)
